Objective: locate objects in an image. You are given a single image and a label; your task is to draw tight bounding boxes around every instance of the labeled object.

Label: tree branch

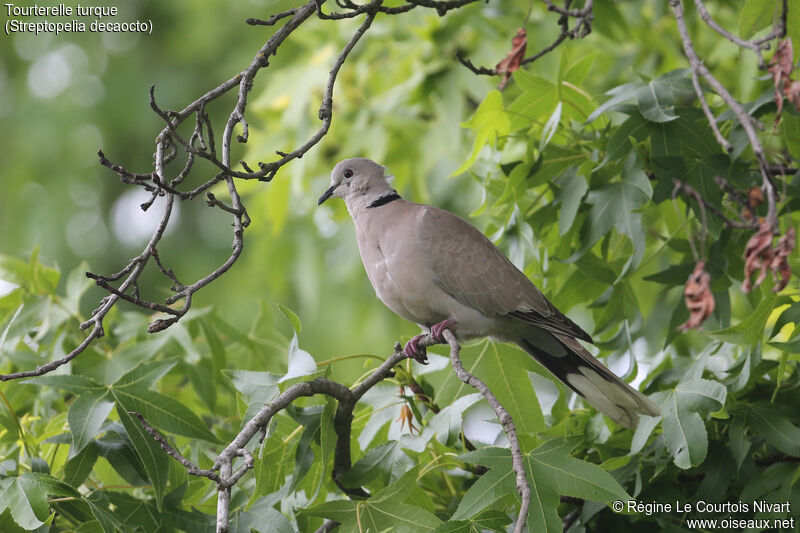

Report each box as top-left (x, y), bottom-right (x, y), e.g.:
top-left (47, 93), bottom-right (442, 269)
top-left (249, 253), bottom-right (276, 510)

top-left (670, 0), bottom-right (778, 228)
top-left (673, 178), bottom-right (757, 231)
top-left (456, 0), bottom-right (591, 79)
top-left (441, 329), bottom-right (530, 533)
top-left (173, 348), bottom-right (407, 532)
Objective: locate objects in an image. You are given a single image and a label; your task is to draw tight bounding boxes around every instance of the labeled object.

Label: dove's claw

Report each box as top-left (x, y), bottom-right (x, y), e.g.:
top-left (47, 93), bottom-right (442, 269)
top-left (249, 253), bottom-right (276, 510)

top-left (403, 334), bottom-right (428, 364)
top-left (431, 317), bottom-right (457, 343)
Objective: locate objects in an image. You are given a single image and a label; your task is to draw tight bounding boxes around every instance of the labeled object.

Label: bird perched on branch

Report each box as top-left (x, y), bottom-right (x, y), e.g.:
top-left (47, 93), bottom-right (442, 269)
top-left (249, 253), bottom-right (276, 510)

top-left (318, 158), bottom-right (659, 428)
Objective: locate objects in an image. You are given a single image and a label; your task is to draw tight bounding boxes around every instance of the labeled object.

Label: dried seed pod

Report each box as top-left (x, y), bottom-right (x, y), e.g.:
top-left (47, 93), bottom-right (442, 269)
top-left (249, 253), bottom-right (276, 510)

top-left (768, 39), bottom-right (795, 119)
top-left (396, 404), bottom-right (416, 434)
top-left (747, 186), bottom-right (764, 208)
top-left (771, 227), bottom-right (796, 292)
top-left (742, 221), bottom-right (775, 293)
top-left (678, 261), bottom-right (715, 331)
top-left (495, 28), bottom-right (527, 90)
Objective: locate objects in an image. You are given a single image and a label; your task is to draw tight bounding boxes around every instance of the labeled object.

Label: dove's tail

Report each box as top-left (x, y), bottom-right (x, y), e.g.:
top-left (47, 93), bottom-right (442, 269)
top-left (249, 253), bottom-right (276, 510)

top-left (516, 330), bottom-right (660, 428)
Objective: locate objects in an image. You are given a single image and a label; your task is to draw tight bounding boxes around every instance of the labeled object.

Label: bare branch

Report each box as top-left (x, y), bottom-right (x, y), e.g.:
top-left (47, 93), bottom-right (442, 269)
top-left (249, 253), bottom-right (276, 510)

top-left (246, 7), bottom-right (301, 26)
top-left (689, 69), bottom-right (731, 153)
top-left (441, 329), bottom-right (530, 533)
top-left (0, 324), bottom-right (103, 381)
top-left (691, 0), bottom-right (778, 68)
top-left (132, 412), bottom-right (220, 482)
top-left (206, 353), bottom-right (403, 531)
top-left (456, 0), bottom-right (590, 79)
top-left (670, 0), bottom-right (777, 227)
top-left (673, 178), bottom-right (757, 231)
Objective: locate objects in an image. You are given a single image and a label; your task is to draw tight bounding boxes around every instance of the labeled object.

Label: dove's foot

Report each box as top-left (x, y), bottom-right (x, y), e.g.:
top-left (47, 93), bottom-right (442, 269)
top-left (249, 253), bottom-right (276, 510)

top-left (431, 317), bottom-right (457, 343)
top-left (403, 334), bottom-right (428, 364)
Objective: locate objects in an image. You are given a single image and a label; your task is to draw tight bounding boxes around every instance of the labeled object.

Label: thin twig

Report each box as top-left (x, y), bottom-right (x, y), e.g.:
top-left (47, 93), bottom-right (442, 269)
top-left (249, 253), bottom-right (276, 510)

top-left (132, 412), bottom-right (220, 481)
top-left (689, 69), bottom-right (731, 152)
top-left (441, 329), bottom-right (530, 533)
top-left (691, 0), bottom-right (778, 67)
top-left (670, 0), bottom-right (778, 228)
top-left (457, 0), bottom-right (590, 78)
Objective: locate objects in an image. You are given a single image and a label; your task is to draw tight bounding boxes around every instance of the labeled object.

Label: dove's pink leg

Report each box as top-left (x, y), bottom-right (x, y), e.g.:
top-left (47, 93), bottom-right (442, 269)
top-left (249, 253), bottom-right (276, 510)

top-left (431, 317), bottom-right (457, 343)
top-left (403, 334), bottom-right (428, 364)
top-left (404, 317), bottom-right (458, 364)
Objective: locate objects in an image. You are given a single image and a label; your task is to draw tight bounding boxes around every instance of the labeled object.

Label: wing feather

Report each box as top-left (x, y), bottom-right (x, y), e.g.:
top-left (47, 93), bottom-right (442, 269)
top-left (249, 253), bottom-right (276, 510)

top-left (414, 206), bottom-right (592, 342)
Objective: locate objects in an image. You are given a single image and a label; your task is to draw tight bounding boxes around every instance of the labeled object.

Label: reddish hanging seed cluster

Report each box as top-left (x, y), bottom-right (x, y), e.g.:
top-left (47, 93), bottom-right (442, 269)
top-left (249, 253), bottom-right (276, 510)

top-left (768, 39), bottom-right (800, 121)
top-left (495, 28), bottom-right (527, 90)
top-left (741, 186), bottom-right (764, 221)
top-left (678, 261), bottom-right (715, 331)
top-left (770, 227), bottom-right (795, 291)
top-left (742, 222), bottom-right (796, 293)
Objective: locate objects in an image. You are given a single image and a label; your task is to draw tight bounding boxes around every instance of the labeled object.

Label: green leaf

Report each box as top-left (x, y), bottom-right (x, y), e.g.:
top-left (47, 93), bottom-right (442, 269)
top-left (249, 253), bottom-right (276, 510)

top-left (586, 82), bottom-right (641, 124)
top-left (303, 468), bottom-right (442, 532)
top-left (637, 81), bottom-right (678, 123)
top-left (111, 386), bottom-right (218, 441)
top-left (451, 460), bottom-right (515, 520)
top-left (75, 521), bottom-right (105, 533)
top-left (113, 358), bottom-right (179, 390)
top-left (280, 333), bottom-right (317, 383)
top-left (643, 263), bottom-right (694, 286)
top-left (453, 90), bottom-right (510, 175)
top-left (340, 440), bottom-right (413, 487)
top-left (739, 0), bottom-right (780, 39)
top-left (0, 255), bottom-right (31, 288)
top-left (734, 403), bottom-right (800, 457)
top-left (94, 426), bottom-right (149, 486)
top-left (85, 491), bottom-right (130, 533)
top-left (788, 3), bottom-right (800, 65)
top-left (34, 374), bottom-right (106, 395)
top-left (557, 169), bottom-right (588, 236)
top-left (425, 393), bottom-right (482, 446)
top-left (231, 499), bottom-right (293, 533)
top-left (29, 248), bottom-right (60, 294)
top-left (705, 293), bottom-right (785, 345)
top-left (265, 171), bottom-right (291, 236)
top-left (224, 369), bottom-right (280, 398)
top-left (372, 465), bottom-right (420, 503)
top-left (729, 414), bottom-right (751, 471)
top-left (117, 408), bottom-right (170, 510)
top-left (224, 369), bottom-right (281, 422)
top-left (586, 155), bottom-right (653, 244)
top-left (439, 340), bottom-right (545, 441)
top-left (575, 155), bottom-right (652, 276)
top-left (0, 476), bottom-right (51, 530)
top-left (458, 441), bottom-right (628, 531)
top-left (249, 414), bottom-right (299, 507)
top-left (64, 441), bottom-right (100, 487)
top-left (65, 261), bottom-right (92, 314)
top-left (525, 438), bottom-right (629, 502)
top-left (277, 303), bottom-right (302, 334)
top-left (103, 492), bottom-right (162, 532)
top-left (642, 346), bottom-right (727, 469)
top-left (539, 102), bottom-right (562, 153)
top-left (597, 113), bottom-right (652, 169)
top-left (435, 510), bottom-right (511, 533)
top-left (68, 391), bottom-right (113, 457)
top-left (200, 319), bottom-right (226, 370)
top-left (769, 301), bottom-right (800, 339)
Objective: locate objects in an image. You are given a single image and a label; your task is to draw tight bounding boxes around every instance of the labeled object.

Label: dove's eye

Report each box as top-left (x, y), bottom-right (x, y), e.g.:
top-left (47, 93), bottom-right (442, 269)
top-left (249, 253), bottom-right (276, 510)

top-left (343, 169), bottom-right (354, 179)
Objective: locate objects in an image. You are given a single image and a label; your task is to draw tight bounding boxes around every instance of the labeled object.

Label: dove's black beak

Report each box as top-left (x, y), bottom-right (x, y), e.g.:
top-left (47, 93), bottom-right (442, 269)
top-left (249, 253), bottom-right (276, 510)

top-left (318, 185), bottom-right (336, 205)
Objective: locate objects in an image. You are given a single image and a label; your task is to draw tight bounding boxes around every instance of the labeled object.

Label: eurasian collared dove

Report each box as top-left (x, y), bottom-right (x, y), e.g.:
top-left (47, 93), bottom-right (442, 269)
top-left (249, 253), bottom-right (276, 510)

top-left (318, 158), bottom-right (660, 428)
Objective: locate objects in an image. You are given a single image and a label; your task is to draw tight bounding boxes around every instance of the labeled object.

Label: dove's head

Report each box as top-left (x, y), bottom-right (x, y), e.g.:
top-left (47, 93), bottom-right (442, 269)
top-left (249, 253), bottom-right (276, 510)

top-left (318, 158), bottom-right (397, 214)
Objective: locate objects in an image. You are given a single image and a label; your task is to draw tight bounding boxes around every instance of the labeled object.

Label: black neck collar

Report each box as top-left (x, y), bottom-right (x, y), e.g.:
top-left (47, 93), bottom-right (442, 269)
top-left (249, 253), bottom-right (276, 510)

top-left (367, 191), bottom-right (401, 209)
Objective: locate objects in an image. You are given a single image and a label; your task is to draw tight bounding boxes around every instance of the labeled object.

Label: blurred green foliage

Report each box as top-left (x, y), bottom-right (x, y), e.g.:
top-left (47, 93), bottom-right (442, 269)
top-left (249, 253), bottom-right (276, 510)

top-left (2, 0), bottom-right (800, 531)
